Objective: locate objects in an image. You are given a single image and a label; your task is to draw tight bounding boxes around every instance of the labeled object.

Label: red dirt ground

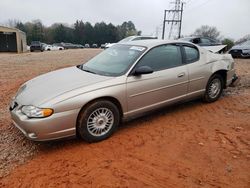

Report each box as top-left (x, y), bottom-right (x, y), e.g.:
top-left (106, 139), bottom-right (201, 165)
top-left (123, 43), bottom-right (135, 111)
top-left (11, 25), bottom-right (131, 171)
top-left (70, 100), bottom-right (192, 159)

top-left (0, 50), bottom-right (249, 188)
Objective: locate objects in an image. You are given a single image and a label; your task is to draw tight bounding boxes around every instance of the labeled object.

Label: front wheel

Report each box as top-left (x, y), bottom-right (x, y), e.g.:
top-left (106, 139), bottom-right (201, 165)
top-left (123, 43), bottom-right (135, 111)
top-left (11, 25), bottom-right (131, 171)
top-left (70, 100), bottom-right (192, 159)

top-left (203, 74), bottom-right (224, 103)
top-left (77, 100), bottom-right (120, 142)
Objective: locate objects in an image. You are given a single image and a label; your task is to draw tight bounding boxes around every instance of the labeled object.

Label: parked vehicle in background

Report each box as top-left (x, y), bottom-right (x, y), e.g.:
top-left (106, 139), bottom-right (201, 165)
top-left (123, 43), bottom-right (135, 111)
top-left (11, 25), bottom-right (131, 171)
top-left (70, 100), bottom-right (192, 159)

top-left (53, 43), bottom-right (80, 49)
top-left (76, 44), bottom-right (84, 48)
top-left (92, 44), bottom-right (98, 48)
top-left (100, 44), bottom-right (107, 49)
top-left (10, 40), bottom-right (237, 142)
top-left (179, 36), bottom-right (227, 53)
top-left (228, 40), bottom-right (250, 58)
top-left (45, 45), bottom-right (64, 51)
top-left (30, 41), bottom-right (45, 52)
top-left (63, 43), bottom-right (79, 49)
top-left (85, 44), bottom-right (90, 48)
top-left (105, 35), bottom-right (158, 49)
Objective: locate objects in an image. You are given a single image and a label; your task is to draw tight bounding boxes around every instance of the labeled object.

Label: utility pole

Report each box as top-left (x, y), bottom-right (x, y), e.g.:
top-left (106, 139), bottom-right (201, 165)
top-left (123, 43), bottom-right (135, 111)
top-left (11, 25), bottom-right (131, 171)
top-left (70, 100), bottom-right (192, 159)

top-left (162, 0), bottom-right (184, 39)
top-left (162, 10), bottom-right (167, 40)
top-left (178, 2), bottom-right (184, 38)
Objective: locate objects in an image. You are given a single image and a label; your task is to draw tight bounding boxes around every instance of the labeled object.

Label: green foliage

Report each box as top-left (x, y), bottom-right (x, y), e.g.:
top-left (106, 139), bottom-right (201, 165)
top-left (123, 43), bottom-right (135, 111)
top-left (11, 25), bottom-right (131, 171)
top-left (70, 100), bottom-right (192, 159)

top-left (14, 20), bottom-right (140, 45)
top-left (222, 38), bottom-right (234, 50)
top-left (94, 22), bottom-right (118, 45)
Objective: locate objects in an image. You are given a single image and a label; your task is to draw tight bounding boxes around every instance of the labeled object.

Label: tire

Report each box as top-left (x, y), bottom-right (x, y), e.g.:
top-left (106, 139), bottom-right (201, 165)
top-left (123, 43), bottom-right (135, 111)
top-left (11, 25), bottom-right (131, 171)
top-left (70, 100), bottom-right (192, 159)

top-left (77, 100), bottom-right (120, 142)
top-left (203, 74), bottom-right (224, 103)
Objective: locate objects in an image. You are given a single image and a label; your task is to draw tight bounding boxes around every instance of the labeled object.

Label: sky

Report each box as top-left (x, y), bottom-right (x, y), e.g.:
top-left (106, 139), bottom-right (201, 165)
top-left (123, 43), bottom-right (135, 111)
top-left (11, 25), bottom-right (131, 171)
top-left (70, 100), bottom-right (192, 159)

top-left (0, 0), bottom-right (249, 40)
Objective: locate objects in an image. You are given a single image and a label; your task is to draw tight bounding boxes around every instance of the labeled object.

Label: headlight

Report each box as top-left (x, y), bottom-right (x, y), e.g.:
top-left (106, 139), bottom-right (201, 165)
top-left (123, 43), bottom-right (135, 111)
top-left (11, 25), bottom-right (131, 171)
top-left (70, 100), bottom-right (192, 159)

top-left (21, 105), bottom-right (53, 118)
top-left (242, 49), bottom-right (250, 53)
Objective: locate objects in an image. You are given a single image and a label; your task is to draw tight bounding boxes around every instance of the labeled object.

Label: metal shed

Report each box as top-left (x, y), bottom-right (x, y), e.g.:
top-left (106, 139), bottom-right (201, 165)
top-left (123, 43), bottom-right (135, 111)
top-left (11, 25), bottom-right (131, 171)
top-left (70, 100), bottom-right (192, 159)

top-left (0, 26), bottom-right (27, 53)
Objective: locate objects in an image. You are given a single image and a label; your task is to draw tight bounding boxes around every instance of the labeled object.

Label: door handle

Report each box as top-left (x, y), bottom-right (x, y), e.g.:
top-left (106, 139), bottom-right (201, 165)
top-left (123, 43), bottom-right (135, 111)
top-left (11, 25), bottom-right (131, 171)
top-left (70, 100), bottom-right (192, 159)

top-left (178, 73), bottom-right (185, 77)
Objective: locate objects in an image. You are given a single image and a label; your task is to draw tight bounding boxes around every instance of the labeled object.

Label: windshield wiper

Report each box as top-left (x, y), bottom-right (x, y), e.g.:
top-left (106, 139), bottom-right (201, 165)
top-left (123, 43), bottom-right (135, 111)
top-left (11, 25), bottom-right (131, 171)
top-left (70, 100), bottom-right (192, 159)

top-left (83, 69), bottom-right (96, 74)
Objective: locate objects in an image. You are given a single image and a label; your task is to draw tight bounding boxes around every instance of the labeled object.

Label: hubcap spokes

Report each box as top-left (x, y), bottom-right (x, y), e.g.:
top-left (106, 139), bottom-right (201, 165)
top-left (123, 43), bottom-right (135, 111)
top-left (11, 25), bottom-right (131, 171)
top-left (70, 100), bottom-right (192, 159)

top-left (208, 78), bottom-right (221, 99)
top-left (87, 108), bottom-right (114, 137)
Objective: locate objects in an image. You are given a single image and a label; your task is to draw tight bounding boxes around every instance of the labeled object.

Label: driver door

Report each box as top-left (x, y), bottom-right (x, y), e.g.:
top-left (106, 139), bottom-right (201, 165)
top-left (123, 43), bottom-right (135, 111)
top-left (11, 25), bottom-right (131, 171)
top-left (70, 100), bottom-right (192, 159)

top-left (126, 44), bottom-right (188, 115)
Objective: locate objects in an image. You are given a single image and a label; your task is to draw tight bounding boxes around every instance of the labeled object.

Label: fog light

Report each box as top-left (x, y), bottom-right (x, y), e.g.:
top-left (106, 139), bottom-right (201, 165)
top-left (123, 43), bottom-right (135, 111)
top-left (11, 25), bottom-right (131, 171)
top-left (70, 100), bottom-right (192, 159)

top-left (28, 133), bottom-right (37, 139)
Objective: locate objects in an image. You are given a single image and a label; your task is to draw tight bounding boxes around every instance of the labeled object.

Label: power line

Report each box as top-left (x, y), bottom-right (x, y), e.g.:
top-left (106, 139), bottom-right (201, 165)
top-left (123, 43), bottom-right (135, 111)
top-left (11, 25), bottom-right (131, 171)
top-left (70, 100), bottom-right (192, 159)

top-left (184, 0), bottom-right (212, 13)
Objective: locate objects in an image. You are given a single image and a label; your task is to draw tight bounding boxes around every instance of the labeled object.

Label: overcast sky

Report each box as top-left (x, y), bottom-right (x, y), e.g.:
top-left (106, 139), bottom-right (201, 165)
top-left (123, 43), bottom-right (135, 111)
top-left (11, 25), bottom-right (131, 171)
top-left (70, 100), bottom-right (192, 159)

top-left (0, 0), bottom-right (249, 40)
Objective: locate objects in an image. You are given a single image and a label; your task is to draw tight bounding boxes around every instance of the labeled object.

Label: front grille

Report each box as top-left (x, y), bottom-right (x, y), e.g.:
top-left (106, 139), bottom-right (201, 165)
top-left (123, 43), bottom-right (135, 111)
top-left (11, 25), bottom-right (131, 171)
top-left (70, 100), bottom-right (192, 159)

top-left (229, 49), bottom-right (242, 57)
top-left (230, 49), bottom-right (242, 53)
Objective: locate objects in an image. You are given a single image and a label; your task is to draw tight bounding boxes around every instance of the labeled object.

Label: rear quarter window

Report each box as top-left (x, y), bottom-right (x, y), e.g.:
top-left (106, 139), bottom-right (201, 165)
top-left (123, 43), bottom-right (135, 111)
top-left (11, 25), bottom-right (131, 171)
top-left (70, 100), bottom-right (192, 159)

top-left (184, 46), bottom-right (199, 63)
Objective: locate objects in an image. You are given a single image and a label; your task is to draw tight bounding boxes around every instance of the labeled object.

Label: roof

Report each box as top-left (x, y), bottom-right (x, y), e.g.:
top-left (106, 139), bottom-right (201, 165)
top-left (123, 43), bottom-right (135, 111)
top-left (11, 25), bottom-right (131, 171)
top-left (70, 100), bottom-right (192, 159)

top-left (0, 25), bottom-right (25, 34)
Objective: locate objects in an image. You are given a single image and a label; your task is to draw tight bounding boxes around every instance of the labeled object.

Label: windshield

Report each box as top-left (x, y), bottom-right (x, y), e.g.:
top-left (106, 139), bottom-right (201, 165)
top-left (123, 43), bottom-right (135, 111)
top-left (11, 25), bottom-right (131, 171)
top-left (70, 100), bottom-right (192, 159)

top-left (240, 40), bottom-right (250, 46)
top-left (80, 44), bottom-right (146, 77)
top-left (179, 37), bottom-right (192, 42)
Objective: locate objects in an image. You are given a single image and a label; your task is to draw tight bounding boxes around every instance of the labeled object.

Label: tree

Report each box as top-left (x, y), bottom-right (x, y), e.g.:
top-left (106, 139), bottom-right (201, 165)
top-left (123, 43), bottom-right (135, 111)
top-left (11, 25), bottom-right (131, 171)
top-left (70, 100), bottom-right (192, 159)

top-left (15, 21), bottom-right (26, 32)
top-left (73, 20), bottom-right (85, 44)
top-left (30, 20), bottom-right (45, 42)
top-left (235, 34), bottom-right (250, 44)
top-left (53, 24), bottom-right (68, 43)
top-left (222, 38), bottom-right (234, 51)
top-left (192, 25), bottom-right (220, 40)
top-left (117, 21), bottom-right (139, 40)
top-left (84, 22), bottom-right (94, 44)
top-left (6, 19), bottom-right (19, 28)
top-left (13, 19), bottom-right (140, 45)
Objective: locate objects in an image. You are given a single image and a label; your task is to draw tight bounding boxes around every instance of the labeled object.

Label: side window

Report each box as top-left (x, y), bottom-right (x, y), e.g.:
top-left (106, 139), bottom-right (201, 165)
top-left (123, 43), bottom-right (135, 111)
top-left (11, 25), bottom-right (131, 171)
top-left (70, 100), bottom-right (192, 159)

top-left (184, 46), bottom-right (199, 63)
top-left (132, 37), bottom-right (142, 41)
top-left (136, 44), bottom-right (182, 71)
top-left (192, 38), bottom-right (201, 44)
top-left (201, 38), bottom-right (211, 45)
top-left (141, 37), bottom-right (156, 40)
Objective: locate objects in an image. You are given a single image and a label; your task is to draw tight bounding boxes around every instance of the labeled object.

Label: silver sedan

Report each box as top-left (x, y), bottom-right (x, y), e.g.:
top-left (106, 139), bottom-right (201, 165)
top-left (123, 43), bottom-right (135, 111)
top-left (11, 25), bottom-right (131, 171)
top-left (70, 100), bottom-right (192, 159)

top-left (9, 40), bottom-right (236, 142)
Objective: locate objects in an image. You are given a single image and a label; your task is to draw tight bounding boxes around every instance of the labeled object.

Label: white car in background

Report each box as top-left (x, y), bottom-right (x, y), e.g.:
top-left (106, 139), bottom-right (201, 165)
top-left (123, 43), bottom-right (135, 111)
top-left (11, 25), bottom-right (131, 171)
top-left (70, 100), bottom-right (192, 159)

top-left (105, 35), bottom-right (157, 49)
top-left (45, 45), bottom-right (64, 51)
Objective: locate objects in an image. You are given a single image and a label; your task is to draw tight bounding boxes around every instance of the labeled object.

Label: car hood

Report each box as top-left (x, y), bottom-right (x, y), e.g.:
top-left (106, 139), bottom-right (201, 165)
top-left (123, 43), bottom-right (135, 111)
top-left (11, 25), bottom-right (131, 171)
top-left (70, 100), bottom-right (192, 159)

top-left (203, 45), bottom-right (227, 53)
top-left (15, 66), bottom-right (113, 106)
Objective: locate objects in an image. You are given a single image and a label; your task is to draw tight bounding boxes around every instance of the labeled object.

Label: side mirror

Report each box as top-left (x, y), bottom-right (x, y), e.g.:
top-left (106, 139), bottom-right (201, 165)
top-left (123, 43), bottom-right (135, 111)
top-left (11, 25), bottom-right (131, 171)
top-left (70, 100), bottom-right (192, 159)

top-left (134, 66), bottom-right (153, 76)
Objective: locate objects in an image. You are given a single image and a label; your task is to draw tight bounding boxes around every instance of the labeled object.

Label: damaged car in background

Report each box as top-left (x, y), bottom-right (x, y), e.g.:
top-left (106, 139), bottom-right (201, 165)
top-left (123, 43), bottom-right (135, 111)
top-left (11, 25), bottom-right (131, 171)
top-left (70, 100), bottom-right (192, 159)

top-left (228, 40), bottom-right (250, 58)
top-left (179, 36), bottom-right (227, 53)
top-left (9, 40), bottom-right (237, 142)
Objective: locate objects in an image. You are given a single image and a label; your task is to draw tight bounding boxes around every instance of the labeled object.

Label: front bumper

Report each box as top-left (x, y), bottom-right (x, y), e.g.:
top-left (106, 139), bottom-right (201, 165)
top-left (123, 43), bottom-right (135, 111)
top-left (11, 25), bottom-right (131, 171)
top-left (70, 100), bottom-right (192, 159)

top-left (226, 68), bottom-right (236, 87)
top-left (9, 103), bottom-right (80, 141)
top-left (229, 49), bottom-right (250, 58)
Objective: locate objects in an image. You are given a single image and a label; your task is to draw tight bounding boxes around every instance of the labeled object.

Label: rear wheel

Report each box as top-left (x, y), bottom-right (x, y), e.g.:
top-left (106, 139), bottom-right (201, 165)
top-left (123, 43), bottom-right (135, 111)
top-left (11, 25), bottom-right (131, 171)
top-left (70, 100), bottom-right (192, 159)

top-left (77, 100), bottom-right (120, 142)
top-left (203, 74), bottom-right (223, 103)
